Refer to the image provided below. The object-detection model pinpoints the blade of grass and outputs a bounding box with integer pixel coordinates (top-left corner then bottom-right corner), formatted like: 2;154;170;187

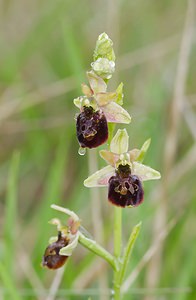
0;261;21;300
4;152;20;276
61;21;84;86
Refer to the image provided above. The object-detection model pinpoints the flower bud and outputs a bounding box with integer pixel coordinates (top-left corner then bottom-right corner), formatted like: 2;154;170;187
91;58;115;80
93;32;115;62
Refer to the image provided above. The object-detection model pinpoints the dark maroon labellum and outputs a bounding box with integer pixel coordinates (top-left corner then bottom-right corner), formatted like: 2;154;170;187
42;232;69;270
108;164;144;207
76;106;108;148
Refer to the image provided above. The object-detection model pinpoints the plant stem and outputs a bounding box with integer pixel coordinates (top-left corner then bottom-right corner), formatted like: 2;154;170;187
78;232;118;271
113;207;122;300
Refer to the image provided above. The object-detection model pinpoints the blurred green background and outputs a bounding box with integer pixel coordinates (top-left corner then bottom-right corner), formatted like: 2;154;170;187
0;0;195;299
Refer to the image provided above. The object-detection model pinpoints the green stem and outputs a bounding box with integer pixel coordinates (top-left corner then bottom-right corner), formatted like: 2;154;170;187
78;232;118;271
113;207;122;300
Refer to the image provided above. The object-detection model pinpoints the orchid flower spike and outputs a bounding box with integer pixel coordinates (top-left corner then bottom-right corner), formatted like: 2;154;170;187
73;33;131;153
84;129;161;207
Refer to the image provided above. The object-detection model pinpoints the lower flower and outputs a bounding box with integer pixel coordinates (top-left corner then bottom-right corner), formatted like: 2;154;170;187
108;164;144;207
42;210;80;270
76;106;108;149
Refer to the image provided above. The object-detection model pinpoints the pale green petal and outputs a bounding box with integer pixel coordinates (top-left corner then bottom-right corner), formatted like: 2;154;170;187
84;165;115;187
103;102;131;124
132;162;161;181
73;97;82;109
116;82;124;105
129;149;140;162
136;138;151;163
87;71;107;94
99;150;119;167
110;129;129;155
81;83;93;97
59;233;79;256
49;236;58;244
96;92;117;106
51;204;80;222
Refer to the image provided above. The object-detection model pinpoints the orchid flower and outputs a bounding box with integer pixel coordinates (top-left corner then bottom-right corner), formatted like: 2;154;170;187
42;206;80;269
84;129;161;207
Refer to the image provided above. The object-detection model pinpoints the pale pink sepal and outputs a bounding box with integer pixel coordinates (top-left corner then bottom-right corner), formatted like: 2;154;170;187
99;150;119;167
132;162;161;181
86;71;107;94
103;102;131;124
84;165;115;187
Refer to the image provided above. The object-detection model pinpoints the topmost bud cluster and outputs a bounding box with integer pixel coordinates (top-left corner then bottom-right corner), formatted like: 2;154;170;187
91;33;115;80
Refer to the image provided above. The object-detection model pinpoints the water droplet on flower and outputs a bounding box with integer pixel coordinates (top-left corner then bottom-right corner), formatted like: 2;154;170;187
78;147;86;156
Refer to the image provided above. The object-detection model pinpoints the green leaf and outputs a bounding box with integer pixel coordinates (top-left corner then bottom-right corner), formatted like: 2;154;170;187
118;222;142;285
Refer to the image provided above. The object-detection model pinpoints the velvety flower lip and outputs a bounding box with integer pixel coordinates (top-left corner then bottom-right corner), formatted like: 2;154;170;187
76;106;108;149
84;129;161;207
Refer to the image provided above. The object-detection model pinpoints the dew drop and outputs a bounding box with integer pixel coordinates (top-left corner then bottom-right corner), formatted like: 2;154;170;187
78;147;86;156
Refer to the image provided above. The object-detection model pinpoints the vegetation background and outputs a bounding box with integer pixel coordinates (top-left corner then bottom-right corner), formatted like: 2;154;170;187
0;0;195;299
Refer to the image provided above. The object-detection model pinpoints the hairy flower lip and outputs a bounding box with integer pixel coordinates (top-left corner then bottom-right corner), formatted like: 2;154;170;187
108;173;144;208
76;106;108;149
